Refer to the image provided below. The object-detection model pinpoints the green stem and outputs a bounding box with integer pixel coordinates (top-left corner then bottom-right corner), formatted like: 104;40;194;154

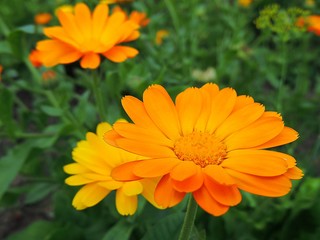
276;41;287;112
91;71;107;121
178;195;198;240
164;0;180;33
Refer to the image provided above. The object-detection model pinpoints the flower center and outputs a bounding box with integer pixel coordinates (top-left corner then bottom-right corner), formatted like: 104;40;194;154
174;132;227;168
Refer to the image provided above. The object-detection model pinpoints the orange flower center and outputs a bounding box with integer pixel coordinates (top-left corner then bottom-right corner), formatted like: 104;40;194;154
174;132;227;168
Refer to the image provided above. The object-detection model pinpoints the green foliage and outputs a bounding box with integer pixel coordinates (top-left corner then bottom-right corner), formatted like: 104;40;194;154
0;0;319;239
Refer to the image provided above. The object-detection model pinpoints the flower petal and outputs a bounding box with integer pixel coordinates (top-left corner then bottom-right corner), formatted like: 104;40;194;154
203;165;235;185
122;181;143;196
171;165;204;192
154;174;186;208
111;160;143;181
225;169;292;197
72;183;110;210
80;52;100;69
232;95;254;111
140;178;164;209
103;46;138;62
133;158;180;177
193;186;229;216
92;3;109;41
116;187;138;215
284;166;304;179
64;163;88;174
225;117;284;150
74;3;92;43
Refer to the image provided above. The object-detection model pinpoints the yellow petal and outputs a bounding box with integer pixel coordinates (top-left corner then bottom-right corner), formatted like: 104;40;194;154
116;187;138;215
122;181;143;196
65;175;94;186
284;166;304;180
64;163;88;174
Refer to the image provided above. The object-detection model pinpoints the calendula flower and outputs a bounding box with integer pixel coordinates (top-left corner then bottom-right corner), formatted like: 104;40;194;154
113;6;150;27
105;83;303;216
155;30;169;45
36;3;140;69
297;15;320;35
238;0;253;7
64;122;160;215
34;13;52;25
55;5;74;15
29;49;43;68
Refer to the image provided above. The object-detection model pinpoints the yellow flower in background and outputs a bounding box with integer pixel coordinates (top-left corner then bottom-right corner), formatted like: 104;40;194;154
36;3;140;69
55;4;74;16
100;0;133;4
113;6;150;27
305;0;315;7
105;83;303;216
64;122;160;215
34;13;52;25
155;30;169;45
238;0;253;7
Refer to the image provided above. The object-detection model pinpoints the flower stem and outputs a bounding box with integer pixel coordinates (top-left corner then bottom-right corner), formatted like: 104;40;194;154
178;195;198;240
276;41;287;112
91;71;107;121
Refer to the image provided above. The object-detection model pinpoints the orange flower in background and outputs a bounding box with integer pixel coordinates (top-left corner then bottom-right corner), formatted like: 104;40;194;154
238;0;253;7
155;30;169;45
36;3;140;69
34;13;52;25
0;64;3;81
297;15;320;35
64;122;160;215
100;0;133;4
29;49;43;68
113;6;150;27
105;83;303;216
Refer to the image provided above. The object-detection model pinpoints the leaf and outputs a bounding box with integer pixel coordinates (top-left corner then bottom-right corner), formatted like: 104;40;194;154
142;212;185;240
0;40;12;54
0;86;16;137
102;220;135;240
7;30;27;61
6;220;55;240
0;141;34;200
24;183;57;205
40;105;64;117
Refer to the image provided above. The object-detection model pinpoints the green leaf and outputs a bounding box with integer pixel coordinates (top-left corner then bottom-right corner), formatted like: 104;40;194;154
41;105;64;117
0;86;16;137
7;30;27;61
0;40;12;54
6;220;55;240
142;212;185;240
0;141;34;200
102;220;134;240
24;183;57;205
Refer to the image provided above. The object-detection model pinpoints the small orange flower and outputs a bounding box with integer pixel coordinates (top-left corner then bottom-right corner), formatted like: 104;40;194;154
113;6;150;27
238;0;253;7
42;70;56;83
34;13;52;25
105;83;303;216
155;30;169;45
100;0;133;4
297;15;320;35
29;49;43;68
0;64;3;81
36;3;140;69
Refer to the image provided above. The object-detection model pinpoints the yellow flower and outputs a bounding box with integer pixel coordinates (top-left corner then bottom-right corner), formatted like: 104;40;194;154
36;3;140;69
34;13;52;25
64;122;159;215
238;0;253;7
105;83;303;216
155;30;169;45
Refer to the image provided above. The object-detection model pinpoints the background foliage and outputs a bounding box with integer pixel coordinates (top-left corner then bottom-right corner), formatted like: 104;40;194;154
0;0;319;239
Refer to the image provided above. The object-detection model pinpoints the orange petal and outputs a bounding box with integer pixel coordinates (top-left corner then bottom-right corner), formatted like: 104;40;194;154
111;160;143;181
225;117;284;150
74;3;92;42
193;186;229;216
44;26;79;48
206;88;237;133
57;11;83;44
100;11;126;46
115;137;176;158
171;166;204;192
232;95;254;112
154;174;186;208
113;121;173;147
284;166;304;179
203;165;235;185
92;3;109;41
170;161;198;181
175;87;202;135
103;46;138;62
143;85;181;140
215;103;265;139
80;52;100;69
133;158;180;177
222;150;288;177
252;127;299;149
204;175;241;206
225;169;292;197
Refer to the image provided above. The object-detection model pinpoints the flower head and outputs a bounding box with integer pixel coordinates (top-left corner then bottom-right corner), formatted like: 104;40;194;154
297;15;320;35
34;13;52;25
29;49;43;68
64;122;160;215
155;30;169;45
105;83;303;216
238;0;253;7
36;3;140;69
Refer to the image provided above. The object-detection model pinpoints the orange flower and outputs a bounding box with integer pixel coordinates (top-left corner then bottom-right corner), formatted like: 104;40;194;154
29;49;43;68
42;70;57;83
113;6;150;27
0;64;3;81
238;0;253;7
36;3;140;69
297;15;320;35
155;30;169;45
34;13;52;25
100;0;133;4
105;83;303;216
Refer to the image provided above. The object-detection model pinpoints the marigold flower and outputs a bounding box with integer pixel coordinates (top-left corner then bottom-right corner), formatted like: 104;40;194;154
105;83;303;216
238;0;253;7
297;15;320;35
29;49;43;68
155;30;169;45
34;13;52;25
36;3;140;69
113;6;150;27
64;122;160;215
